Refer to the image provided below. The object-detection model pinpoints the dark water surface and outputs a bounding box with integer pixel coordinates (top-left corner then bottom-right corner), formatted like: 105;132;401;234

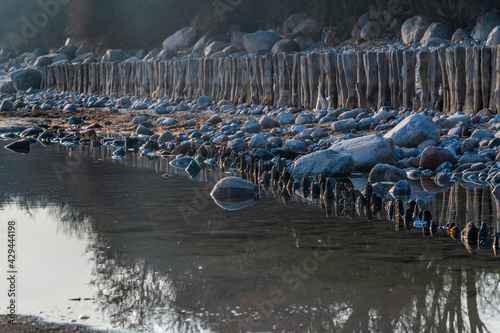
0;143;499;333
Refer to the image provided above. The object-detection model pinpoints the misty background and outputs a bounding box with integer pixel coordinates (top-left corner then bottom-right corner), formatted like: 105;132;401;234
0;0;499;53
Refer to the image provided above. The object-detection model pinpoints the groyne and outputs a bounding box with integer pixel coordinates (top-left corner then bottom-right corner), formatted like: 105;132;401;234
42;45;500;113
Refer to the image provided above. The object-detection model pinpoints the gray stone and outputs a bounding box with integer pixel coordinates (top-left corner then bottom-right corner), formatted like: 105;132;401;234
0;81;16;94
294;37;314;50
243;31;280;54
368;163;407;183
185;160;201;178
10;69;42;91
331;119;357;133
241;118;261;133
132;115;148;124
249;133;269;149
282;13;308;33
401;16;431;45
452;28;470;41
34;55;53;67
0;100;12;111
330;134;395;170
277;112;295;125
271;39;299;54
472;12;500;41
486;26;500;46
295;114;312;125
384;114;440;148
205;41;231;58
136;124;153;135
163;27;198;52
102;49;130;62
283;139;308;153
227;138;249;153
420;22;453;44
158;131;175;142
360;21;382;40
292;17;319;38
68;116;82;125
291;149;354;178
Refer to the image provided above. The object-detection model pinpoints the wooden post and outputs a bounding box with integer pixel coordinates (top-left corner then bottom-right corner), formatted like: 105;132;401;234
481;47;491;110
377;52;388;110
364;52;378;109
455;47;467;112
402;50;416;109
356;51;367;108
343;53;357;109
417;50;430;111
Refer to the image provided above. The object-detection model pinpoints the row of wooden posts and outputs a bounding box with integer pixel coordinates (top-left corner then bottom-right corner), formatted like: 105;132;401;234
42;45;500;113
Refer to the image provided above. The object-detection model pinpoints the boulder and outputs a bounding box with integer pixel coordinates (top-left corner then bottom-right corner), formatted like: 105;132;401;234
162;27;197;52
243;31;280;54
282;13;308;33
271;39;299;54
486;26;500;46
291;149;354;178
292;17;319;37
136;124;153;135
205;41;230;58
368;163;407;183
277;112;295;125
158;131;175;142
249;133;269;149
227;138;249;153
230;31;246;50
10;69;42;91
0;100;12;111
420;22;453;44
419;146;457;170
241;118;261;133
331;119;357;133
384;114;440;148
102;49;130;62
258;115;280;129
158;49;175;60
452;28;470;41
34;55;53;67
401;16;431;45
472;12;500;41
329;134;395;170
294;37;314;50
360;21;382;41
283;139;308;153
0;81;16;94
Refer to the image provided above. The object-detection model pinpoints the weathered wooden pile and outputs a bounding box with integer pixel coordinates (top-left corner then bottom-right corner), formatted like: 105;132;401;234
42;45;500;113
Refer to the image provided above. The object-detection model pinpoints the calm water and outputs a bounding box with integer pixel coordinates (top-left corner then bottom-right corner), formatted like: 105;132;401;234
0;142;499;333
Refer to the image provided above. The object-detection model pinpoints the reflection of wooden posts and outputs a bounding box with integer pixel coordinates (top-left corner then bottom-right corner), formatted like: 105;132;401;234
365;183;373;219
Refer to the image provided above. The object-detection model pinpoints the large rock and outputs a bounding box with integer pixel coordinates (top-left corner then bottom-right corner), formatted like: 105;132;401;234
241;118;261;133
486;26;500;46
249;133;269;149
329;134;394;170
420;22;453;44
384;114;440;148
205;41;230;58
283;139;308;153
291;149;354;178
331;119;356;133
227;138;249;152
472;12;500;41
292;18;319;37
419;146;457;170
102;49;130;62
10;69;42;91
368;163;407;183
401;16;431;45
282;13;308;33
0;81;16;94
162;27;197;52
243;31;280;54
210;177;258;211
360;21;382;41
271;39;299;54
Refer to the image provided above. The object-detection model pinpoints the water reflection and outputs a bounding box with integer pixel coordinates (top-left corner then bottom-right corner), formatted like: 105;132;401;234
1;144;500;332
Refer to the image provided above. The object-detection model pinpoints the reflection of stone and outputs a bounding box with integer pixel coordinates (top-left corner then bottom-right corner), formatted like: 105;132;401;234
4;139;30;154
210;177;258;211
420;176;453;193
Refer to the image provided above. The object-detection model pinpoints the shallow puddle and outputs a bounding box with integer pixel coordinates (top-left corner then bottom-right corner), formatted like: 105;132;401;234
1;143;499;332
